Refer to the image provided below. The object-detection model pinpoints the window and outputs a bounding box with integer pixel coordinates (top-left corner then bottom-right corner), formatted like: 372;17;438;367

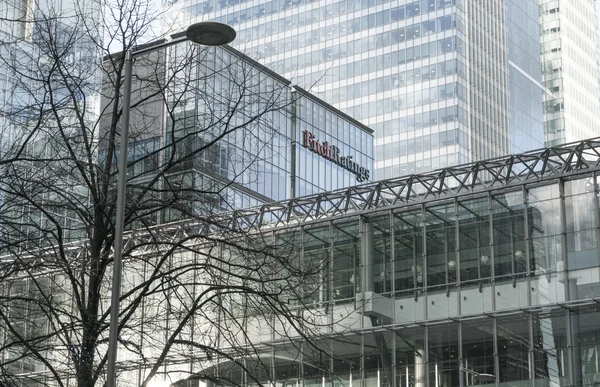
406;2;420;17
391;5;405;21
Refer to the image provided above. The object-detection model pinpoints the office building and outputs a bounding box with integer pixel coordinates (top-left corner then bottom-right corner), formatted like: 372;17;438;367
99;43;373;223
0;39;373;384
0;41;372;382
0;0;102;252
4;138;600;386
0;0;102;146
1;38;373;256
165;0;545;179
178;137;600;387
540;0;600;146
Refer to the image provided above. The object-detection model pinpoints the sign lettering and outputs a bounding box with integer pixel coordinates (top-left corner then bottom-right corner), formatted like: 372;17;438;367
302;130;370;182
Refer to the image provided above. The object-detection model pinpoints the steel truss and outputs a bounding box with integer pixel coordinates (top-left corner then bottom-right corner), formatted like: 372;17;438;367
128;137;600;242
6;138;600;260
208;137;600;233
4;139;600;380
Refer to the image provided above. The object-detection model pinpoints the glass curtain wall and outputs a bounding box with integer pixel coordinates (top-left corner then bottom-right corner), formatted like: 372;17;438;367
257;172;600;387
217;307;596;387
6;174;600;387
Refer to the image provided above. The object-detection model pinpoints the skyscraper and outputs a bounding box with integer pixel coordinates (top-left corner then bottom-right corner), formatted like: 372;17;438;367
540;0;600;146
165;0;545;180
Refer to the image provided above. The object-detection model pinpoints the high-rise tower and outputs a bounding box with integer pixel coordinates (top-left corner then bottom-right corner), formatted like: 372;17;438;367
540;0;600;146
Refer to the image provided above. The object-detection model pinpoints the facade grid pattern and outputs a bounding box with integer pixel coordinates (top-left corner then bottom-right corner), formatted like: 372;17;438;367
4;138;600;386
165;0;545;180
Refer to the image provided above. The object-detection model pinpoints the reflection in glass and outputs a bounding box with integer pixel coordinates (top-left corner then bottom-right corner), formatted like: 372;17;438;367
275;343;301;385
575;307;600;386
303;226;330;305
368;214;392;295
492;191;527;280
426;203;456;287
302;340;329;387
528;184;562;272
332;336;361;387
564;180;598;269
365;332;394;387
428;323;459;387
532;311;570;386
497;315;530;384
396;326;426;387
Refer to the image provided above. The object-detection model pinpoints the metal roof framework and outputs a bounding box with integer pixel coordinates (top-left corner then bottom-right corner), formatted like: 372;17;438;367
7;138;600;261
4;138;600;380
208;137;600;234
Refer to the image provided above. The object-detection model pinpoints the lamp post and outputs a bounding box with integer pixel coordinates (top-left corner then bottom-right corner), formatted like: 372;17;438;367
105;22;236;387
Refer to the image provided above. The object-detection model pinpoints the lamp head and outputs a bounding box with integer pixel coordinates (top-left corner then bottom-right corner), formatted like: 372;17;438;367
186;22;236;46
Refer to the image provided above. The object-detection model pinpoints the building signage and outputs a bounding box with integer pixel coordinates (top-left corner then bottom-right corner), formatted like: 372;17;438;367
302;130;370;182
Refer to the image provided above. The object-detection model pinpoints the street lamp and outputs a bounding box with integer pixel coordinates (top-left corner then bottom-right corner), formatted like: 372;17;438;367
460;366;496;384
106;21;236;387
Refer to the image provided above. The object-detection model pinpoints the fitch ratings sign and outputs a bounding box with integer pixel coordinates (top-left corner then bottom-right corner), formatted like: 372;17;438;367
302;130;370;182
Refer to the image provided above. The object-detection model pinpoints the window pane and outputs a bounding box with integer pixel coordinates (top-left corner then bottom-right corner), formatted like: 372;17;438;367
458;198;490;283
497;314;531;383
492;191;527;279
462;318;495;386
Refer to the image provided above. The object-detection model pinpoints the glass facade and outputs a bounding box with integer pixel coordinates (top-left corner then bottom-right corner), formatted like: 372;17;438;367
165;46;373;207
182;172;600;387
295;88;374;197
540;0;600;147
99;44;373;223
165;0;544;179
153;148;599;387
0;0;102;243
0;0;102;152
164;44;295;214
4;140;600;386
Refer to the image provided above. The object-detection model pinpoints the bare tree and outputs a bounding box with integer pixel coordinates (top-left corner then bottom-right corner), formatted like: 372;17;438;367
0;0;339;386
